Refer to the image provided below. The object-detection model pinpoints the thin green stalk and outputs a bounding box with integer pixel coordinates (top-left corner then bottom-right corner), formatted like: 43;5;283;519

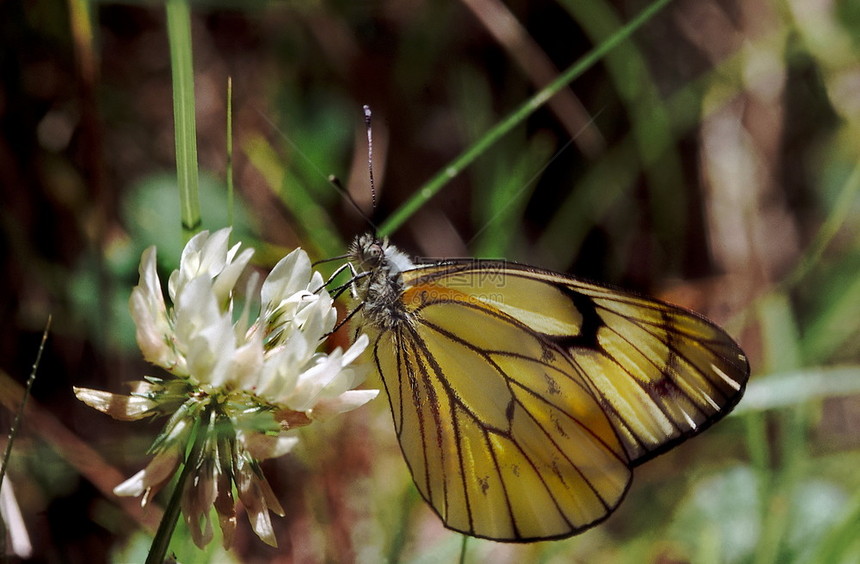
226;76;234;227
558;0;686;256
145;419;205;564
782;158;860;290
0;317;49;493
0;317;51;557
242;134;344;259
166;0;201;238
751;293;806;564
377;0;674;237
385;483;420;563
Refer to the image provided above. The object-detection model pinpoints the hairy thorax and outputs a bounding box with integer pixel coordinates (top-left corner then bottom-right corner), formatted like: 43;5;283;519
349;233;415;331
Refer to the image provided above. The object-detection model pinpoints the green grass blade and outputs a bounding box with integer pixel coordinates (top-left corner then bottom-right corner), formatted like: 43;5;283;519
377;0;674;237
242;134;344;260
166;0;201;238
734;366;860;414
451;65;555;256
753;293;809;564
226;77;234;227
558;0;686;260
783;159;860;290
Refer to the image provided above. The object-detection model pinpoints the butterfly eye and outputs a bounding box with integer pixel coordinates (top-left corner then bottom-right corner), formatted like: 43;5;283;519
367;243;384;264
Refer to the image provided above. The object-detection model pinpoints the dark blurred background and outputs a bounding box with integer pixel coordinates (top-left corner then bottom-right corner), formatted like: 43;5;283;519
2;0;860;562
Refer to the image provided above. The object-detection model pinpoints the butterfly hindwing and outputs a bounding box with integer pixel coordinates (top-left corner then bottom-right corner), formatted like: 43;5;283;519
370;283;633;540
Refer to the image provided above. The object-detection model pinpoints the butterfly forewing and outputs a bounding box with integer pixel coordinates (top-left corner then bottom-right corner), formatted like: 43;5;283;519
401;261;749;464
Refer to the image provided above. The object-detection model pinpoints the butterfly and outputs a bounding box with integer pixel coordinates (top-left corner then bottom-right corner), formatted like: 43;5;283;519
343;232;749;542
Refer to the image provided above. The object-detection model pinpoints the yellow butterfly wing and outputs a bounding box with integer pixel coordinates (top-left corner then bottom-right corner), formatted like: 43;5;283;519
402;261;749;465
351;237;749;542
371;283;632;540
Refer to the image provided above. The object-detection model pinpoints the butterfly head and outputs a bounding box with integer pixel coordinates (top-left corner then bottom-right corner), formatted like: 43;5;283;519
348;233;416;330
349;233;414;276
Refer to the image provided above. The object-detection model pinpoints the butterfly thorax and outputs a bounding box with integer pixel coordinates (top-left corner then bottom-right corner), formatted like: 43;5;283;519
349;233;416;331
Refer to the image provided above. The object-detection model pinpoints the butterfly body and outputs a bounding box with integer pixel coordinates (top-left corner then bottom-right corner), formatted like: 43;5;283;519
348;233;749;542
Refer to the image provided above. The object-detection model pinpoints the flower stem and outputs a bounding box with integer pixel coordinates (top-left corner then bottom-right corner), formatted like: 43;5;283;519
146;419;206;564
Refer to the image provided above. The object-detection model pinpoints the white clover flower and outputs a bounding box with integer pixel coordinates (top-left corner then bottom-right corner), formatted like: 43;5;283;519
74;228;375;548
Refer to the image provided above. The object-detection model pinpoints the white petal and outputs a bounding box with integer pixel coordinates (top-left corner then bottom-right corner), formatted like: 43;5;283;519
113;444;182;498
240;430;300;460
295;298;332;345
342;333;369;366
260;248;312;307
129;248;177;369
169;228;235;302
113;469;147;497
73;387;156;420
231;329;264;390
169;230;214;300
137;246;163;303
254;333;309;400
316;345;371;398
310;389;380;420
174;276;236;385
308;270;325;294
234;271;260;338
198;228;232;276
285;353;343;411
187;318;236;387
1;479;32;558
129;289;172;369
235;457;278;547
212;246;254;306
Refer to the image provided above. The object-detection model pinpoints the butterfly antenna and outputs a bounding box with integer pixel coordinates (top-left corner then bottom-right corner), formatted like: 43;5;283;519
324;106;380;232
363;105;377;215
312;253;350;267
